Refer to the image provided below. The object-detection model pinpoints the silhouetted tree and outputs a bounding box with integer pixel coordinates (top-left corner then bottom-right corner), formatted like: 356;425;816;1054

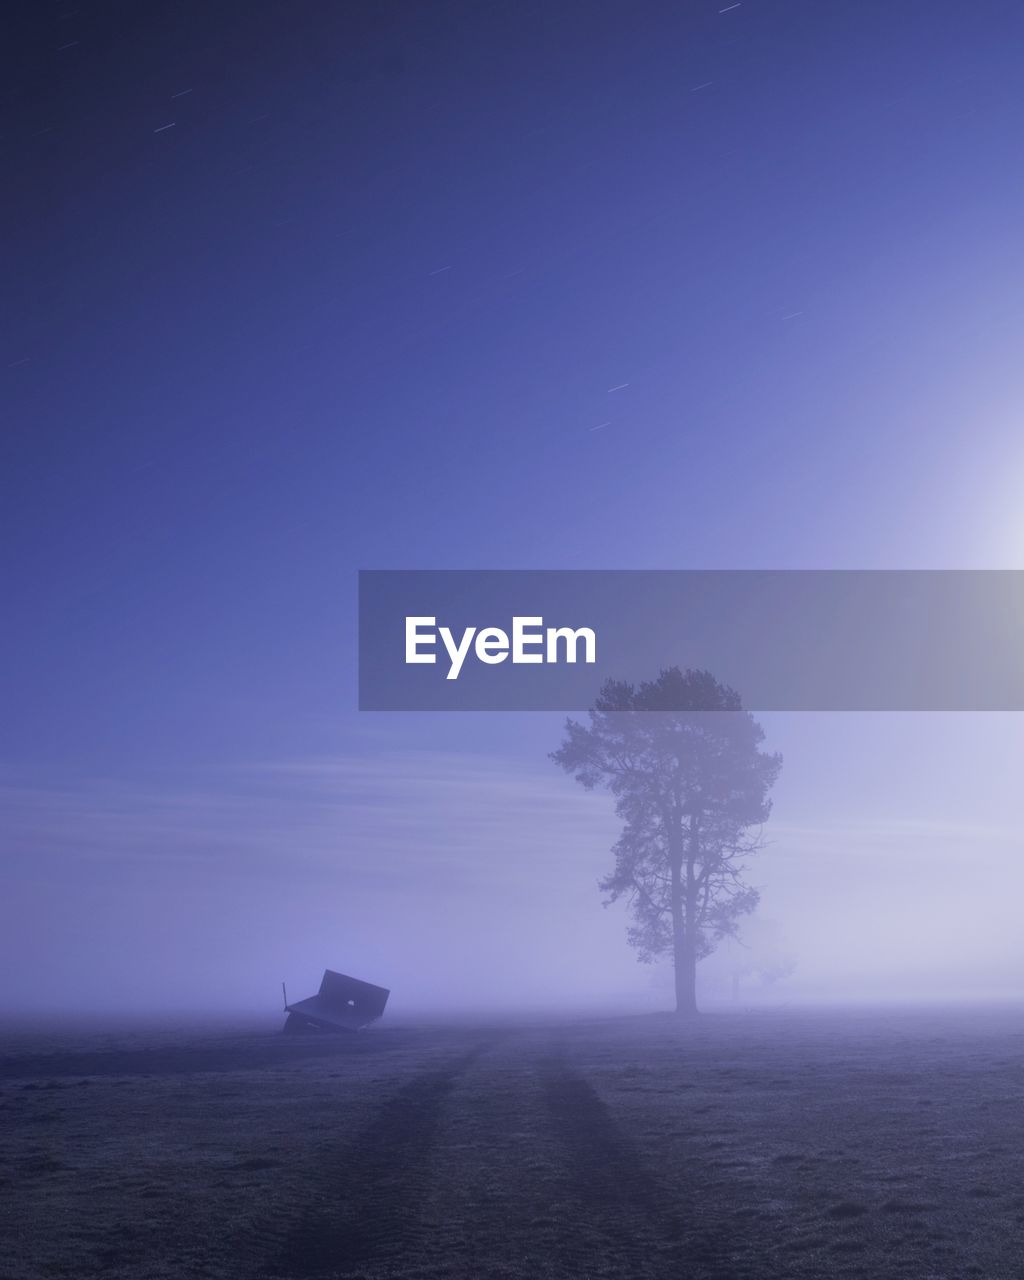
552;668;781;1015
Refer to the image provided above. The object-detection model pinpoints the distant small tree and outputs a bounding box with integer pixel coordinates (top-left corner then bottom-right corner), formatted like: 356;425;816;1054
552;668;781;1016
719;918;798;1003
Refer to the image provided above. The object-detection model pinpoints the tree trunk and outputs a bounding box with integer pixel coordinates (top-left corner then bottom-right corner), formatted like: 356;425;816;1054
674;935;699;1016
674;813;700;1016
670;844;699;1016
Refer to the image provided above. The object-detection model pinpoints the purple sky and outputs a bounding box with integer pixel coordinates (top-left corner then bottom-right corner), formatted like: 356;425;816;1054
4;1;1024;1012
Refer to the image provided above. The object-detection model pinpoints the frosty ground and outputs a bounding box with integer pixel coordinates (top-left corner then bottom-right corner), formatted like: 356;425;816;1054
2;1007;1023;1279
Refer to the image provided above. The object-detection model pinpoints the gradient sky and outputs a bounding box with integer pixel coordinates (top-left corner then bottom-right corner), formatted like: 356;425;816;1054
4;1;1024;1013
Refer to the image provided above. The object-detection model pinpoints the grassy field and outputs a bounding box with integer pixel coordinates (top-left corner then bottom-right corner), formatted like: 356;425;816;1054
2;1007;1024;1278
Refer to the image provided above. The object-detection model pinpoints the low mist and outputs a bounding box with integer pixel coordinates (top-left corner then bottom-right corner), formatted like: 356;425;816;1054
3;711;1022;1019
